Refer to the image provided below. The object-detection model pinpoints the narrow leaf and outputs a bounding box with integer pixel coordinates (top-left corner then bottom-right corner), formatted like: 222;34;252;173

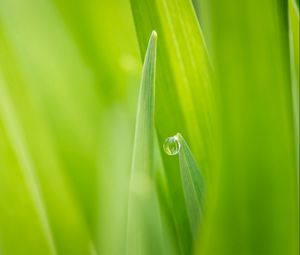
126;31;164;255
0;74;56;255
198;0;299;254
164;133;205;239
289;0;300;163
177;133;205;238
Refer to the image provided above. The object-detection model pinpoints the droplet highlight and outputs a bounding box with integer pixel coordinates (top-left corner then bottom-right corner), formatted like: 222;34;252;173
163;134;181;155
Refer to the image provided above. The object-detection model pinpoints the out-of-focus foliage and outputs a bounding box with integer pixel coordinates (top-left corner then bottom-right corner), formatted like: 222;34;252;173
197;1;299;255
0;0;139;254
0;0;298;254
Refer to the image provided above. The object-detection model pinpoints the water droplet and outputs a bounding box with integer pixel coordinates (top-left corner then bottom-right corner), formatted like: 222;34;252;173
163;134;181;155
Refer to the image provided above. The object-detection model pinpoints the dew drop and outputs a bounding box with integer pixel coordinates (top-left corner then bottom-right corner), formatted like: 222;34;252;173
163;134;181;156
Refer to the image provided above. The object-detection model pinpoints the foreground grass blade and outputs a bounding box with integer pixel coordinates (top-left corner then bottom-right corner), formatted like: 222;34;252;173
126;31;164;255
164;133;205;239
289;0;300;86
197;0;299;254
177;134;205;239
130;0;217;252
289;0;300;163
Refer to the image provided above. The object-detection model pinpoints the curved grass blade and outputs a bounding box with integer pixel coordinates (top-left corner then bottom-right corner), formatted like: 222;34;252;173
177;134;205;239
126;31;164;255
164;133;205;239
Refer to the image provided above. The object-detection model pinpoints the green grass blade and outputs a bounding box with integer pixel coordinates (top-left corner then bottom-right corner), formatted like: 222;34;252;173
130;0;216;252
289;0;300;86
0;74;56;255
289;0;299;164
177;134;205;239
126;31;164;255
198;0;299;254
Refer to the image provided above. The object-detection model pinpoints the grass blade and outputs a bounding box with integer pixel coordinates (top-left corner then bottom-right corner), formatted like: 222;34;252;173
130;0;217;252
126;31;164;255
289;0;299;165
0;74;56;255
177;134;205;239
164;133;205;239
198;0;299;254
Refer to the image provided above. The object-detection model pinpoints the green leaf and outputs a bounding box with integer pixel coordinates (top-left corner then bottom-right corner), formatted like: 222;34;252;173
175;133;205;238
289;0;300;159
289;0;300;85
126;31;164;255
130;0;217;253
197;0;299;254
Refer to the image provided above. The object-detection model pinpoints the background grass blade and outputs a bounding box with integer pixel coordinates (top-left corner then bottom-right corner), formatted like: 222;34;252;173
126;31;164;255
130;0;217;253
0;75;55;255
197;0;299;254
0;43;94;255
0;0;107;253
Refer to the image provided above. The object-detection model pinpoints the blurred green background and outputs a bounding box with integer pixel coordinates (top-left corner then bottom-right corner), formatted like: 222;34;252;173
0;0;139;254
0;0;298;254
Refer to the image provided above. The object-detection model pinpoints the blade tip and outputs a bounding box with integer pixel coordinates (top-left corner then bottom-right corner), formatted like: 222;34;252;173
151;30;157;39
